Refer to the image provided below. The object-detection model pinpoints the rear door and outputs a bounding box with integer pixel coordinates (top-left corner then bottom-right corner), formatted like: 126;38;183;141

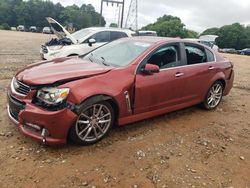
180;43;218;102
134;43;187;114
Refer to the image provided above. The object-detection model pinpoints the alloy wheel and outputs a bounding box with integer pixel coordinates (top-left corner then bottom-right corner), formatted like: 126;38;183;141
206;83;223;109
75;103;112;142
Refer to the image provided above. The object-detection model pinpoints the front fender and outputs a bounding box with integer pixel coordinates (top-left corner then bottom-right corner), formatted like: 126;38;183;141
61;69;135;119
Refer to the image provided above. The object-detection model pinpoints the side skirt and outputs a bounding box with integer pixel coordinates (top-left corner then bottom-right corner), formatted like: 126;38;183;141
118;99;201;126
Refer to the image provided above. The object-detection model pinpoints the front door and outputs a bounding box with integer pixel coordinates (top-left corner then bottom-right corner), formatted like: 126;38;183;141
134;43;186;114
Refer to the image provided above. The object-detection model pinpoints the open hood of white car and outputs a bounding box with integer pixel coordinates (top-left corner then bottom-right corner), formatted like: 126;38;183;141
46;17;78;44
199;35;219;42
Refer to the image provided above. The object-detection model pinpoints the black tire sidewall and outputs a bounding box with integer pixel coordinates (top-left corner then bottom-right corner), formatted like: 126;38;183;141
69;101;115;146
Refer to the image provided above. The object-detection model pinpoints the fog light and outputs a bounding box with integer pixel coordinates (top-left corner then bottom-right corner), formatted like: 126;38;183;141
26;123;41;131
41;128;49;137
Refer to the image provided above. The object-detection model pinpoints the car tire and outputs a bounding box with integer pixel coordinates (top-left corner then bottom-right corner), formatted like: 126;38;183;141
241;52;245;55
203;81;224;110
69;101;114;145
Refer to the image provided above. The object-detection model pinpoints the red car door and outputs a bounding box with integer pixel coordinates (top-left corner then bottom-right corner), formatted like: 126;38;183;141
134;43;186;114
180;43;218;103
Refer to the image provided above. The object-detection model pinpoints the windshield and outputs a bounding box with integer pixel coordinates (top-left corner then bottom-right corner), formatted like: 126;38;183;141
72;28;93;41
83;39;152;67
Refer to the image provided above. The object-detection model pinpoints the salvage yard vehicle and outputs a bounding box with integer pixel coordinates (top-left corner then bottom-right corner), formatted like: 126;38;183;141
219;48;238;54
185;35;219;51
42;26;52;34
17;25;25;31
7;37;234;146
40;17;135;60
29;26;37;32
239;48;250;55
137;30;157;36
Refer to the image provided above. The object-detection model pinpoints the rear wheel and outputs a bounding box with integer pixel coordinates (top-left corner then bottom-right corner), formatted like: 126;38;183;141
203;81;223;110
70;101;114;145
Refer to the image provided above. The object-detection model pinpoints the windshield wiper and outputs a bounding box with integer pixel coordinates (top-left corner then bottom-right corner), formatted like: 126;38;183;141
88;53;94;62
100;57;110;66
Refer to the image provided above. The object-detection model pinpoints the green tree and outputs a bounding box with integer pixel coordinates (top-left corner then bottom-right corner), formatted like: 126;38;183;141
142;15;198;38
0;0;106;30
201;23;250;49
109;23;118;28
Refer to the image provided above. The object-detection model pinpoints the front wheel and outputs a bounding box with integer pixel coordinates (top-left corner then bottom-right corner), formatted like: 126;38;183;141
203;81;224;110
69;101;114;145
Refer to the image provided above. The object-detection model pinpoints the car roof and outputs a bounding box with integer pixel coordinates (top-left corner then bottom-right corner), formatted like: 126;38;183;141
88;27;135;34
123;36;203;45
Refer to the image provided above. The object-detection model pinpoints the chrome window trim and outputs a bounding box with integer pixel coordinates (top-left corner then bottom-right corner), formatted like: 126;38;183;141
134;42;217;75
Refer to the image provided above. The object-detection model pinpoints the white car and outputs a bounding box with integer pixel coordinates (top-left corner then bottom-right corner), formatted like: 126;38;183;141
40;17;135;60
17;25;25;31
42;27;52;34
137;30;157;36
185;35;219;52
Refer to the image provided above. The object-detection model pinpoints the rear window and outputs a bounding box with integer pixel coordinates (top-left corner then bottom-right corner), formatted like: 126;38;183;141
205;48;215;62
110;31;128;41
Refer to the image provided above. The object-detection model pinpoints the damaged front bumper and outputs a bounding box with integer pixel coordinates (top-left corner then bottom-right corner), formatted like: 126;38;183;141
7;91;77;146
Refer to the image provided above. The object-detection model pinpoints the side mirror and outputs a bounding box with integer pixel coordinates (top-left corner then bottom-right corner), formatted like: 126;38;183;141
141;64;160;75
88;38;96;47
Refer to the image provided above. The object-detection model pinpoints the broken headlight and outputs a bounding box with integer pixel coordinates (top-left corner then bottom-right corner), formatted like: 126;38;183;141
36;87;70;106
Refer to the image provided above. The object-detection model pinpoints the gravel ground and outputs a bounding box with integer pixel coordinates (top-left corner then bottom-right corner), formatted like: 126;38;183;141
0;30;249;188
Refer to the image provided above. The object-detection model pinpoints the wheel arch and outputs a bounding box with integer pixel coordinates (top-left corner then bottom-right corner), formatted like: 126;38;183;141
76;94;120;124
215;78;226;89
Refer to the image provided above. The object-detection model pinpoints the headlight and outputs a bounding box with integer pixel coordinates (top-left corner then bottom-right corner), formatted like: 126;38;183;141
48;45;63;51
36;87;70;105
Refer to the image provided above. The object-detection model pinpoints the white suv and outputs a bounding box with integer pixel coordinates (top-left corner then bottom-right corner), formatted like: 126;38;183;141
40;17;135;60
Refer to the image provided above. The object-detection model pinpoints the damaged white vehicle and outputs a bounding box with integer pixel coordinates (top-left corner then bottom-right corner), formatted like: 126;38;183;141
185;35;219;52
40;17;135;60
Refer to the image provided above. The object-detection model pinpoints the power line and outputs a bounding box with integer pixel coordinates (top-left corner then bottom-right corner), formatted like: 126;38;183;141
99;0;125;28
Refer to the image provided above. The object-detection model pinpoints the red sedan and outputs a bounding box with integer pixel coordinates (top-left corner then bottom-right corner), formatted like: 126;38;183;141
7;37;234;145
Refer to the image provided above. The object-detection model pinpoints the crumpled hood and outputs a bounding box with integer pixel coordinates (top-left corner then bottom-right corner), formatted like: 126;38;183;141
16;57;113;85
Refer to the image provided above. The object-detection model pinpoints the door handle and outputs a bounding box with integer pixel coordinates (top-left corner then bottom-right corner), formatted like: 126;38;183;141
208;66;215;70
175;72;184;77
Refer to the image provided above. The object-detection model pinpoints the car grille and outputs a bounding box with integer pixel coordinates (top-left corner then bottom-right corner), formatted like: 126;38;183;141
14;79;31;96
41;45;48;54
8;94;25;122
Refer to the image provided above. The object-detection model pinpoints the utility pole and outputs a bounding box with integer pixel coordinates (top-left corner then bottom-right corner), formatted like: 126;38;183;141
99;0;125;28
117;5;121;27
125;0;138;30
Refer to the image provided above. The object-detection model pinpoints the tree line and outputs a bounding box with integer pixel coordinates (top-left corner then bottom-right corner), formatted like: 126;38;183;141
0;0;105;30
142;15;250;49
201;23;250;50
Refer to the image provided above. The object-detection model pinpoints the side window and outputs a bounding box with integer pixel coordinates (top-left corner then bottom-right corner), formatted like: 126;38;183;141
91;31;110;43
110;31;128;41
148;44;180;69
205;48;215;62
185;44;207;65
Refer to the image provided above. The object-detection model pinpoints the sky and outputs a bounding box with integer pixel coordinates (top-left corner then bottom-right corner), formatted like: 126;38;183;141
51;0;250;33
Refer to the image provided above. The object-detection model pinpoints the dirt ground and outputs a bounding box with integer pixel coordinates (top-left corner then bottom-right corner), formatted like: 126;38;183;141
0;30;249;188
